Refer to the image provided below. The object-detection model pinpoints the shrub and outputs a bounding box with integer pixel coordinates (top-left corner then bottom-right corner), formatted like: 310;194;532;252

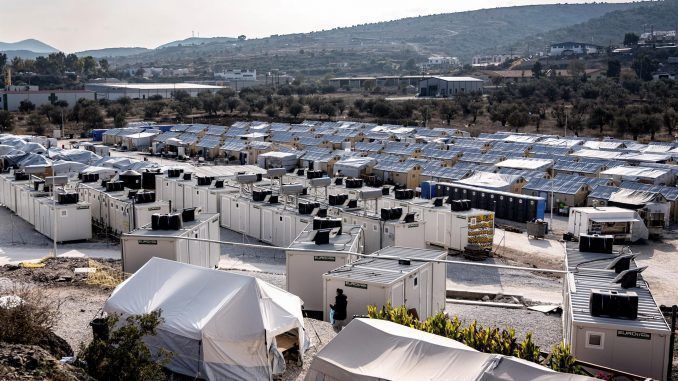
79;310;171;381
0;285;70;358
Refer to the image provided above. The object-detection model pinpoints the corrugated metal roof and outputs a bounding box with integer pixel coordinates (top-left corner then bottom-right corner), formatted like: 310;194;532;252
324;247;446;285
570;270;669;332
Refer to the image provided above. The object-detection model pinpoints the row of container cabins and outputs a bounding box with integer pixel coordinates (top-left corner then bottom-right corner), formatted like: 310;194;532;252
98;124;677;230
4;162;671;380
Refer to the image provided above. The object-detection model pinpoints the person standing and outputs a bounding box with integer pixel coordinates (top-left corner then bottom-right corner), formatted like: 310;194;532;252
330;288;347;331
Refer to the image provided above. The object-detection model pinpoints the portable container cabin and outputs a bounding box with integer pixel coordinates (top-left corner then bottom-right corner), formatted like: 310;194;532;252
121;213;220;273
567;207;648;242
564;248;671;380
34;196;92;242
330;206;426;254
286;222;364;317
434;182;545;223
322;247;447;324
422;206;495;251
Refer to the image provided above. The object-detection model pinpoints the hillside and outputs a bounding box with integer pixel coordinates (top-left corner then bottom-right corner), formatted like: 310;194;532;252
157;36;237;49
115;2;642;70
500;0;678;56
74;47;150;58
0;39;59;53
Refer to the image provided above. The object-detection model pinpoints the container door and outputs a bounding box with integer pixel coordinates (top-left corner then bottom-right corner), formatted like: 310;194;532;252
391;281;405;308
261;208;273;243
419;267;430;318
405;275;420;315
249;205;261;240
220;196;231;228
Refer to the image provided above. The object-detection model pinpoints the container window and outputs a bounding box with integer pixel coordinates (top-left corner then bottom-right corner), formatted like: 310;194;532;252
413;277;418;287
585;331;604;349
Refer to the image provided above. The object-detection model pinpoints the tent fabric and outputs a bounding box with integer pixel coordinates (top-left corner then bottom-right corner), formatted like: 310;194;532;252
306;319;593;381
104;258;307;380
455;171;522;191
48;148;102;164
609;189;659;206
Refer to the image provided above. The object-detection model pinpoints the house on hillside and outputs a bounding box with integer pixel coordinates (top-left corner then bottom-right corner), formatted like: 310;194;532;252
548;42;602;56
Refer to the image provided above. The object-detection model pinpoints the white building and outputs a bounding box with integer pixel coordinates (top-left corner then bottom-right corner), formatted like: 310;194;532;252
423;56;459;69
548;42;602;57
418;76;484;97
471;54;520;67
214;69;257;81
1;88;95;111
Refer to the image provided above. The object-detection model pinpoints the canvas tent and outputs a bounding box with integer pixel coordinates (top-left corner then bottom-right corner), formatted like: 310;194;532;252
306;318;593;381
104;258;308;380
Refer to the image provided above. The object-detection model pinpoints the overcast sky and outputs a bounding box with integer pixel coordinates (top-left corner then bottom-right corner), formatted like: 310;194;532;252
1;0;630;52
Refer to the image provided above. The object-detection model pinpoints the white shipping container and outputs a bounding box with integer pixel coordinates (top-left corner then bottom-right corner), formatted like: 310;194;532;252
286;223;364;314
121;213;221;273
322;247;447;324
34;197;92;242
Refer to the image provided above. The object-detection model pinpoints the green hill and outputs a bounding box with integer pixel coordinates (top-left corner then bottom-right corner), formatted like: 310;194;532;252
502;0;678;55
119;2;642;67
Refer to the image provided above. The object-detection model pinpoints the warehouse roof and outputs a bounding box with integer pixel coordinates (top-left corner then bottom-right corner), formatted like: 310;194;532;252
89;82;224;90
324;247;445;285
431;76;484;82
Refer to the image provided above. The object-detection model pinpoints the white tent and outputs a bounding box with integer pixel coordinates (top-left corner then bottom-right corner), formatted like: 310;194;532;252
104;258;308;380
306;319;593;381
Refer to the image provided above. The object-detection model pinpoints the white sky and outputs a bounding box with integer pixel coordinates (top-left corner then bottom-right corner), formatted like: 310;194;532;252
1;0;630;53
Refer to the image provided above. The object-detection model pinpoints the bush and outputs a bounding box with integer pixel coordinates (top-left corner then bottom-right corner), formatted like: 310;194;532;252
0;285;70;358
79;310;171;381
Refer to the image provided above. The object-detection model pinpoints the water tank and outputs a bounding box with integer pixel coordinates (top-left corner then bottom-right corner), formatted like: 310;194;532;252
345;178;363;189
134;191;156;204
589;289;638;320
119;170;142;190
329;194;348;206
313;217;342;234
579;234;614;254
57;192;79;204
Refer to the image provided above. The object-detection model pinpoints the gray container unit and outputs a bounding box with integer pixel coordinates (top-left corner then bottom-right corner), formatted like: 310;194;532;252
121;213;220;273
564;244;671;380
322;247;447;324
286;223;364;316
34;197;92;242
332;208;426;254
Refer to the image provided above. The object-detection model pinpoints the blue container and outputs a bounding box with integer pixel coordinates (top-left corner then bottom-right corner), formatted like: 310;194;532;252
420;181;436;199
91;129;108;142
536;197;546;220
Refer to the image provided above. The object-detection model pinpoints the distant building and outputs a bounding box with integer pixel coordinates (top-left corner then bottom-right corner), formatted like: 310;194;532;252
214;69;257;81
639;30;677;46
422;56;459;69
418;76;484;97
84;82;225;100
1;86;95;111
127;67;191;78
548;42;602;57
471;54;520;68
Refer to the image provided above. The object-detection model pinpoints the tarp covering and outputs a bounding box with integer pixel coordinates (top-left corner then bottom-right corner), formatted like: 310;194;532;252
104;258;307;381
306;319;593;381
48;148;102;165
455;171;522;191
333;157;376;177
609;189;660;206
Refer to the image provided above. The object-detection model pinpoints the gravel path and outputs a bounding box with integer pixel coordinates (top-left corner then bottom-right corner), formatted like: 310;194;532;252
445;302;563;350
